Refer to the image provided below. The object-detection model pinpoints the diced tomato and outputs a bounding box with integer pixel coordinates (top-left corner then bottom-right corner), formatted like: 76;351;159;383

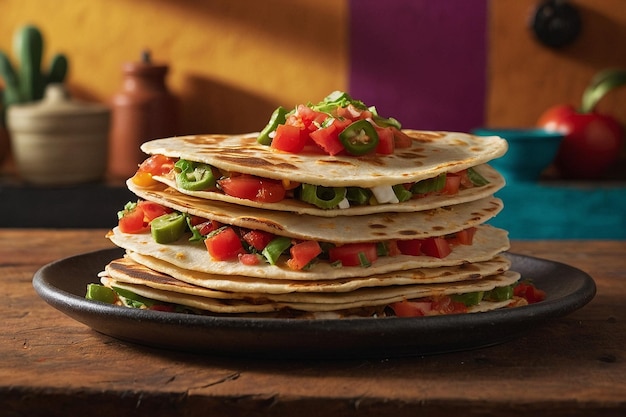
138;154;176;176
328;242;378;267
242;230;275;251
239;253;261;265
392;128;413;148
310;124;344;155
131;154;176;186
442;174;462;195
454;227;477;245
297;105;327;131
137;200;172;222
390;300;431;317
271;124;308;153
457;169;473;188
218;175;286;203
194;219;223;236
150;304;176;312
286;240;322;270
396;239;422;256
375;126;395;155
420;237;452;258
514;282;546;304
204;227;245;261
118;204;148;233
431;296;468;314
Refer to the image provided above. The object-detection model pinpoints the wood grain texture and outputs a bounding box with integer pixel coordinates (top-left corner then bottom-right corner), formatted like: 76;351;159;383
1;230;625;416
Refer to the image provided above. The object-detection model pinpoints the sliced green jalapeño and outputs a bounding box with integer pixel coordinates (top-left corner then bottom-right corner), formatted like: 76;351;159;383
151;212;187;244
300;184;346;209
339;120;379;155
262;236;292;265
174;159;216;191
257;106;288;145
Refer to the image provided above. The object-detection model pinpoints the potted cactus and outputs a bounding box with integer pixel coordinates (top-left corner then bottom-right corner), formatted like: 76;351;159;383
0;24;69;163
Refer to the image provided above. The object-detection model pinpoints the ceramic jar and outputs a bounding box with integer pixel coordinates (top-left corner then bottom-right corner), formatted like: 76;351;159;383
108;52;178;179
7;84;110;186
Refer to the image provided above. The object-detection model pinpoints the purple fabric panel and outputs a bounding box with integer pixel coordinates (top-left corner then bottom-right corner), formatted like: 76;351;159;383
349;0;487;132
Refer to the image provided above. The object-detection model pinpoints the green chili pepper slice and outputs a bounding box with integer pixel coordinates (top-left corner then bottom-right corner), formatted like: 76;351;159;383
410;173;447;194
261;236;292;265
451;291;484;306
338;120;379;155
466;167;490;186
86;284;117;304
346;187;371;205
483;285;514;302
300;184;346;209
392;184;413;202
174;159;216;191
257;106;288;145
151;212;187;244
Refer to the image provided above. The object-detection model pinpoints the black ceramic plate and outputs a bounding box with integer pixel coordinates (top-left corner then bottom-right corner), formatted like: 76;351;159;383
33;248;596;358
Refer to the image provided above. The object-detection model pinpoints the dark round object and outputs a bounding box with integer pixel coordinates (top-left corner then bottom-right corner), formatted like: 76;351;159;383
531;0;582;48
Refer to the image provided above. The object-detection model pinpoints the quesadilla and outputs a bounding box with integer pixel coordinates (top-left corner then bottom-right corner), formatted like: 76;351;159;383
132;92;507;215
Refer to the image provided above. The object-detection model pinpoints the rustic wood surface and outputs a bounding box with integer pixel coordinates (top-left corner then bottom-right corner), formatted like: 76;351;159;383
1;229;625;417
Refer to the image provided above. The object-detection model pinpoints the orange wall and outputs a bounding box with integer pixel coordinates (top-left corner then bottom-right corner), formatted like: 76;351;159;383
0;0;349;135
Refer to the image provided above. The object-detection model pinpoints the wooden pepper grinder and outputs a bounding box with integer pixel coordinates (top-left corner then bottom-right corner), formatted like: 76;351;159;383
108;50;178;179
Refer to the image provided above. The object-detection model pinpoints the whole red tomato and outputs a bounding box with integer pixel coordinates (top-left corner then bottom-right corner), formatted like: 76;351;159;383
538;105;624;179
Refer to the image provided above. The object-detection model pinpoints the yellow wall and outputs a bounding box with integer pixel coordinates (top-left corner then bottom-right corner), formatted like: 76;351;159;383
0;0;349;134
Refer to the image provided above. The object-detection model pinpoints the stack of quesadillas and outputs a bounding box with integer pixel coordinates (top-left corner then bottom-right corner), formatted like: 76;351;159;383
90;92;543;318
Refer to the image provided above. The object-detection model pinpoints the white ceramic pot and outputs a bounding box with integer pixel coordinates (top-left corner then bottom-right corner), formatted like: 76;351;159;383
7;84;110;186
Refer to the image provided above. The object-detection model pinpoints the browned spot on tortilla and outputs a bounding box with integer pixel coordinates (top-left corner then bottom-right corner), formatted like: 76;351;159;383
316;159;358;167
368;224;388;229
218;156;298;170
238;217;286;233
399;230;420;236
432;226;446;231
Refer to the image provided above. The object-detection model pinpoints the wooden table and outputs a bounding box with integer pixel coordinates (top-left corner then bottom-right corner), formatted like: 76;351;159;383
2;229;625;416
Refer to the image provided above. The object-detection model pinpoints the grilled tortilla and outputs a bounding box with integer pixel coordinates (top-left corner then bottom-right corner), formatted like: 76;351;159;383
141;131;507;188
100;257;521;316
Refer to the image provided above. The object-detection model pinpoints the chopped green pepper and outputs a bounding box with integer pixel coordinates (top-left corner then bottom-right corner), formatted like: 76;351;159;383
451;291;484;306
392;184;413;202
339;120;379;155
300;184;346;209
257;106;288;145
466;167;490;186
86;284;117;304
261;236;292;265
174;159;216;191
346;187;371;205
411;173;446;194
484;285;514;302
151;212;187;244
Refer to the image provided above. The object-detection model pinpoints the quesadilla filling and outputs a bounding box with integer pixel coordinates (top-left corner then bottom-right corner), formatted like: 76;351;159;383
256;90;411;156
86;279;544;318
117;200;482;270
131;155;490;210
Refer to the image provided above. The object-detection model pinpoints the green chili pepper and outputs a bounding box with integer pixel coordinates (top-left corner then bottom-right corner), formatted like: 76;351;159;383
151;212;187;244
112;286;156;309
300;184;346;209
257;106;288;145
483;285;514;302
410;173;446;194
392;184;413;202
86;284;117;304
339;120;379;155
451;291;484;306
261;236;292;265
346;187;371;205
174;159;216;191
466;167;490;186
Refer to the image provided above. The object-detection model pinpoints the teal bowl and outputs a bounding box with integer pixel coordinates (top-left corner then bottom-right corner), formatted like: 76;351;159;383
472;128;564;182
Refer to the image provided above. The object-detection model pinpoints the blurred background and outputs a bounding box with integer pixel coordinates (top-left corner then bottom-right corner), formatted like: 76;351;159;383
0;0;624;237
